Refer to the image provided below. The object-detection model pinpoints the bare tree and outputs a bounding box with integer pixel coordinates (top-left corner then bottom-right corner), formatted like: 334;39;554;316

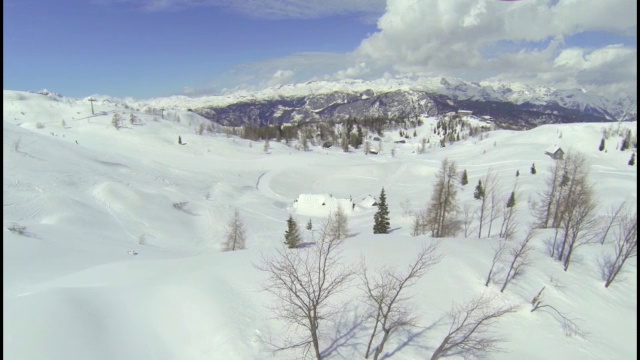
532;160;564;228
559;182;599;271
476;170;499;238
412;208;428;236
425;158;460;237
499;202;518;240
255;219;355;360
500;229;535;293
485;238;508;287
541;153;590;258
530;287;587;337
399;198;412;217
598;202;626;245
327;205;349;240
222;209;247;251
361;242;443;360
462;203;476;238
486;187;503;238
546;156;597;271
112;113;123;129
602;211;637;288
430;294;519;360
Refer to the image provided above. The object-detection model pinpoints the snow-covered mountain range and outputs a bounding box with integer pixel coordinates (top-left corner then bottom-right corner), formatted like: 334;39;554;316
131;77;637;128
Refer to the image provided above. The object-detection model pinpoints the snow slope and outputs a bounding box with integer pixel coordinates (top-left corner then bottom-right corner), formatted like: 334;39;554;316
3;90;637;360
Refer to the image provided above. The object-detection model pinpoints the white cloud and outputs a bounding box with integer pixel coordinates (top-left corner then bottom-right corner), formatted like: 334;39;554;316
260;69;296;87
111;0;386;19
342;0;637;99
176;0;636;101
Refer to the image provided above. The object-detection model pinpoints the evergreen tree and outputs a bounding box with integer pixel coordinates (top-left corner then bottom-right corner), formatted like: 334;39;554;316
473;179;485;200
284;215;302;248
629;152;635;166
461;169;469;186
306;219;313;231
506;191;516;208
621;138;629;151
531;163;537;175
516;170;520;177
263;138;270;153
599;138;605;151
373;187;391;234
621;130;632;151
356;125;364;148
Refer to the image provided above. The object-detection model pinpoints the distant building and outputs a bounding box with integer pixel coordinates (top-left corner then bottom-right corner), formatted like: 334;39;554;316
481;115;493;121
545;145;565;160
457;110;473;117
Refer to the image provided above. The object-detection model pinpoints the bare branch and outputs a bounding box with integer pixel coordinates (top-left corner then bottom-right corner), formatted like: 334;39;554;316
361;241;443;359
485;238;508;287
254;218;355;360
430;293;520;360
603;211;637;288
598;202;626;245
500;228;536;293
530;290;588;338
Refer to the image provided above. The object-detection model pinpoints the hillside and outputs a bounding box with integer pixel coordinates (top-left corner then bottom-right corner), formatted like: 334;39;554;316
3;90;637;360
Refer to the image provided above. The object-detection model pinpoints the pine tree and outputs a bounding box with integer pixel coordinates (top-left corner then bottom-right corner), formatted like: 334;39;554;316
621;138;629;151
621;130;632;151
506;191;516;208
473;180;485;200
284;215;302;248
629;152;635;166
531;163;537;175
306;219;313;231
356;125;364;148
461;169;469;186
516;170;520;177
373;187;391;234
599;138;605;151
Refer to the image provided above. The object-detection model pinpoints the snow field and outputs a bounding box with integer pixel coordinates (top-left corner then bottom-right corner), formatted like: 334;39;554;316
3;90;637;360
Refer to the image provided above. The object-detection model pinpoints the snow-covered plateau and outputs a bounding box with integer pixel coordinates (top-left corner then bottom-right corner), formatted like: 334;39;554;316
3;89;637;360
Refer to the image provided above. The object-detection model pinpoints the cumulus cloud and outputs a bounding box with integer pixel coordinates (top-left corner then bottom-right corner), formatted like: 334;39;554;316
346;0;637;99
174;0;636;101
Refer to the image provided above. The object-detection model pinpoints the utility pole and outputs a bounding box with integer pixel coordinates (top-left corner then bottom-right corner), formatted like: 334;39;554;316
88;98;96;115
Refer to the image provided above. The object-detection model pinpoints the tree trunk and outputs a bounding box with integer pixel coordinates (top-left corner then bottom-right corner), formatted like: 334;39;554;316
365;312;381;359
485;265;495;287
372;329;390;360
605;264;622;288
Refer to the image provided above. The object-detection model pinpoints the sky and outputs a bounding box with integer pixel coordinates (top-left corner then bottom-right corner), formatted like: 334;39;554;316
3;0;637;100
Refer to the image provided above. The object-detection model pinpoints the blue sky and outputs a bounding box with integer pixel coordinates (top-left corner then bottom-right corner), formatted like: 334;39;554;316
3;0;378;98
3;0;637;100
